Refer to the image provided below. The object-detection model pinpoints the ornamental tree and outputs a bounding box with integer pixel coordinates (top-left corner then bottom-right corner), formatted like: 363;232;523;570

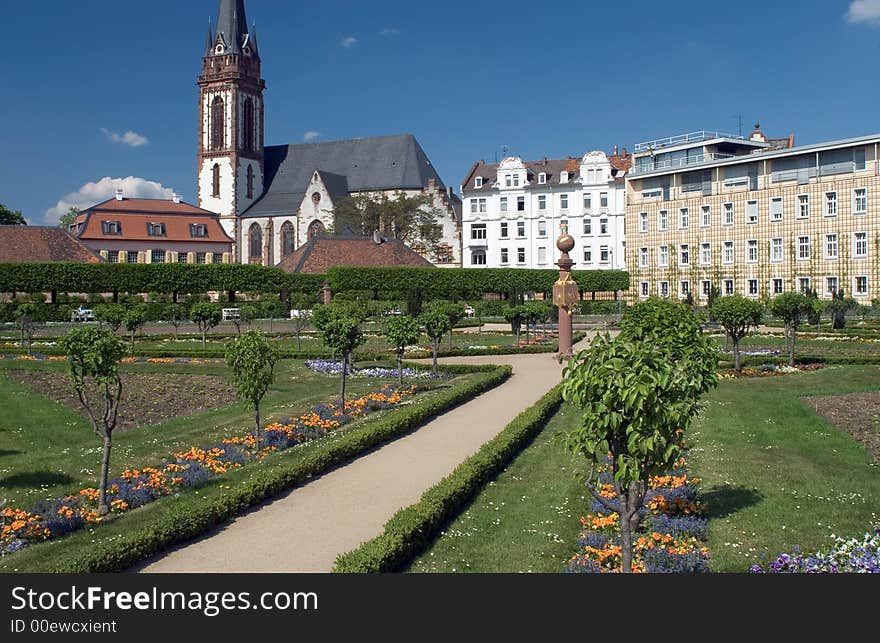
319;315;366;411
426;302;467;350
168;303;186;339
14;303;37;355
95;304;126;333
563;300;718;573
504;306;527;346
385;315;422;387
226;331;279;452
123;306;146;351
289;294;313;351
770;292;817;366
190;303;222;349
826;290;856;331
420;311;452;375
59;327;127;515
709;295;764;374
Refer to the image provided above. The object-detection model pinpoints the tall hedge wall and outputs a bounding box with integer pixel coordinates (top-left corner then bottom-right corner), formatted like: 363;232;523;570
327;266;630;300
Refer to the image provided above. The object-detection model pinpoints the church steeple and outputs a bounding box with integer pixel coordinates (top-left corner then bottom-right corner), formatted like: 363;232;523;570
215;0;251;56
204;19;214;57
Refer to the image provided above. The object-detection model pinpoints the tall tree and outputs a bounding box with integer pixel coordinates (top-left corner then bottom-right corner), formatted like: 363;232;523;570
0;203;26;226
58;207;80;229
709;295;765;374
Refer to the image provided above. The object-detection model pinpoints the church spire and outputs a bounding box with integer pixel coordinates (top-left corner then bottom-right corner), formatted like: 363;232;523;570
216;0;249;54
204;18;214;56
249;23;260;58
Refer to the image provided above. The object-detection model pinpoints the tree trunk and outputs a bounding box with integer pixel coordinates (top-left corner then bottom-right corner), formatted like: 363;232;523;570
202;329;207;350
296;328;302;351
448;329;454;351
788;323;796;367
397;351;403;388
432;342;438;375
130;330;135;351
733;337;741;374
339;353;348;412
254;404;261;452
619;499;633;574
98;433;112;516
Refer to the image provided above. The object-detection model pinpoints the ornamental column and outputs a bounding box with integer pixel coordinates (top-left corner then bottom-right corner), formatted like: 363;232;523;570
553;224;579;360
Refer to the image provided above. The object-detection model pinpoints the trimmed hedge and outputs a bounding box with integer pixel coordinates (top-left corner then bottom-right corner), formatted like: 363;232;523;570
13;365;511;573
406;331;588;359
327;267;629;300
333;384;564;573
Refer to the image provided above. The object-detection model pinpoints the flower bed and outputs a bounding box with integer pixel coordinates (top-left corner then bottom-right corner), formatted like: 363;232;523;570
564;457;710;573
749;528;880;573
304;360;451;380
0;354;222;365
0;385;420;557
720;363;825;379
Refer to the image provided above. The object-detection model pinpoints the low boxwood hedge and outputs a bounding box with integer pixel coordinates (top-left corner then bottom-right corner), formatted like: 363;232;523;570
8;364;511;573
333;384;564;573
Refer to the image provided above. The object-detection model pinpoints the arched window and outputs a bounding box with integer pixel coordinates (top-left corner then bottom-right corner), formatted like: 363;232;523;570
307;220;326;241
212;164;221;197
242;98;255;152
471;250;487;266
210;96;225;151
281;221;295;257
246;165;254;199
249;223;263;264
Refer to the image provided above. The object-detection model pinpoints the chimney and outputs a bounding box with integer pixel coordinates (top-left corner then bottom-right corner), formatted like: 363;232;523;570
621;148;628;157
172;193;181;204
115;189;124;201
613;146;619;156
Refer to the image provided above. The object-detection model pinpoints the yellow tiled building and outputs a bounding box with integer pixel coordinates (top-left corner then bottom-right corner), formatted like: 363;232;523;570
625;128;880;304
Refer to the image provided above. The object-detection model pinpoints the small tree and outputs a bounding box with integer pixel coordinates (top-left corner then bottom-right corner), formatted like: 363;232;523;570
504;306;527;346
827;290;856;331
95;304;126;333
420;311;452;375
123;306;146;351
14;303;37;355
226;331;278;452
168;304;186;339
289;294;313;351
709;295;764;374
472;301;490;333
59;327;127;515
770;292;816;366
806;288;823;333
190;303;222;349
385;315;422;387
320;315;366;411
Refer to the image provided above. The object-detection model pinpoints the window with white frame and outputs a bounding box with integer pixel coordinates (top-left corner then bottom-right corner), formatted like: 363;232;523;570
500;248;509;264
587;169;595;183
517;196;525;212
584;248;593;263
471;250;487;265
596;169;604;182
584;193;592;210
471;224;487;240
798;235;810;260
854;188;867;214
701;280;711;298
659;245;669;267
517;220;526;237
771;237;783;262
701;205;711;227
560;194;569;210
746;200;758;224
724;203;734;225
826;233;838;259
475;177;483;188
560;171;569;184
640;282;649;298
560;219;568;234
659;210;668;231
854;231;868;258
825;191;838;216
639;212;648;233
724;279;735;295
679;208;689;229
855;276;868;296
659;281;669;298
680;244;690;266
600;192;609;208
538;173;546;185
772;279;784;295
517;247;526;264
500;221;509;238
513;174;520;187
747;239;758;263
680;281;690;298
470;199;479;214
826;276;838;295
771;197;783;222
798;277;811;293
600;218;609;235
538;195;547;211
600;246;610;263
538;220;547;237
748;279;759;297
723;241;734;265
639;247;649;269
504;174;512;187
538;247;547;264
700;242;711;266
500;197;508;213
798;194;809;219
583;218;592;235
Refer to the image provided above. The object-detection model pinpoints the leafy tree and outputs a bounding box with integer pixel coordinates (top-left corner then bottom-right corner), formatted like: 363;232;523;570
59;327;127;515
226;331;279;452
406;287;424;317
0;203;26;226
523;301;552;344
320;315;366;411
770;292;817;366
289;294;313;351
190;303;222;349
504;306;527;346
58;207;80;230
95;304;126;333
805;287;823;332
123;306;146;351
168;304;186;339
385;315;422;387
709;295;765;374
420;311;452;375
563;300;718;573
472;301;490;333
15;303;37;355
826;290;856;331
426;302;466;349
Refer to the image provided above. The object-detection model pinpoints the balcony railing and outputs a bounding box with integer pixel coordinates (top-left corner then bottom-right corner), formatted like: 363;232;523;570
632;152;739;175
633;131;743;154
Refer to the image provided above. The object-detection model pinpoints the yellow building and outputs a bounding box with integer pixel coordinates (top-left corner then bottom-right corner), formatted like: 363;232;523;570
625;126;880;304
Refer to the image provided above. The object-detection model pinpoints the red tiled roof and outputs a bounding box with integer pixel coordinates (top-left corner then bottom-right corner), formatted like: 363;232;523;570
0;226;104;263
279;236;435;274
72;198;233;244
609;152;633;173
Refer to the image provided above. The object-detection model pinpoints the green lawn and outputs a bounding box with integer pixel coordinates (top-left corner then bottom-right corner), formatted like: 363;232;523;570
712;334;880;360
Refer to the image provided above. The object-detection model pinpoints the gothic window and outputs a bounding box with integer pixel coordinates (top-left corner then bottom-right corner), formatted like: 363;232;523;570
307;220;326;240
210;96;225;151
247;165;254;199
212;164;221;197
242;98;255;152
281;222;295;257
249;223;263;264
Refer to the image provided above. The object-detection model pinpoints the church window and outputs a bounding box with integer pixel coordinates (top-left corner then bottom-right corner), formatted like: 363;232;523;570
281;222;295;257
312;192;321;204
242;98;255;152
210;96;225;150
249;223;263;263
308;220;326;240
212;164;221;197
247;165;255;199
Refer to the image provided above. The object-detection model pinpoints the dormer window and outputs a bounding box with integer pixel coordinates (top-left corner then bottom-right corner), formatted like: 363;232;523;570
190;224;209;238
147;222;167;237
538;173;546;185
561;171;569;183
475;177;484;188
101;221;122;235
513;174;520;187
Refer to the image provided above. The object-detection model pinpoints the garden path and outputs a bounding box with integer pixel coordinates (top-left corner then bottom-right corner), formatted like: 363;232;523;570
138;335;597;573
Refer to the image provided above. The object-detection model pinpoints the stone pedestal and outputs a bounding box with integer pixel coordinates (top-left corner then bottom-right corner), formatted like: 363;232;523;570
553;225;579;360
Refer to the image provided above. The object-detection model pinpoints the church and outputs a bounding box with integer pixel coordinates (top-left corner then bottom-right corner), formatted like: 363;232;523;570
197;0;462;268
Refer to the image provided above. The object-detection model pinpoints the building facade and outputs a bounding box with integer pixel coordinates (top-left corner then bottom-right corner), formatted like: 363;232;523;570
460;150;630;271
626;126;880;304
197;0;461;267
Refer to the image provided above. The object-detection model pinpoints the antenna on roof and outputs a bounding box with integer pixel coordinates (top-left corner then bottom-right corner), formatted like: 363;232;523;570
735;114;743;138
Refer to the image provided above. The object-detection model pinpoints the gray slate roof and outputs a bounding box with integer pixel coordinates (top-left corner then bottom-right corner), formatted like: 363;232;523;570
243;134;445;219
215;0;249;55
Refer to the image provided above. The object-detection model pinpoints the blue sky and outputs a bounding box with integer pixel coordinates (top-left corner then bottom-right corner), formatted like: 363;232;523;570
1;0;879;224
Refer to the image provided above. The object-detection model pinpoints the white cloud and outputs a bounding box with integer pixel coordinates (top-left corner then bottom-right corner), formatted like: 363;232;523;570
43;176;174;224
340;36;358;48
303;131;322;142
101;128;149;147
848;0;880;24
380;27;400;36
